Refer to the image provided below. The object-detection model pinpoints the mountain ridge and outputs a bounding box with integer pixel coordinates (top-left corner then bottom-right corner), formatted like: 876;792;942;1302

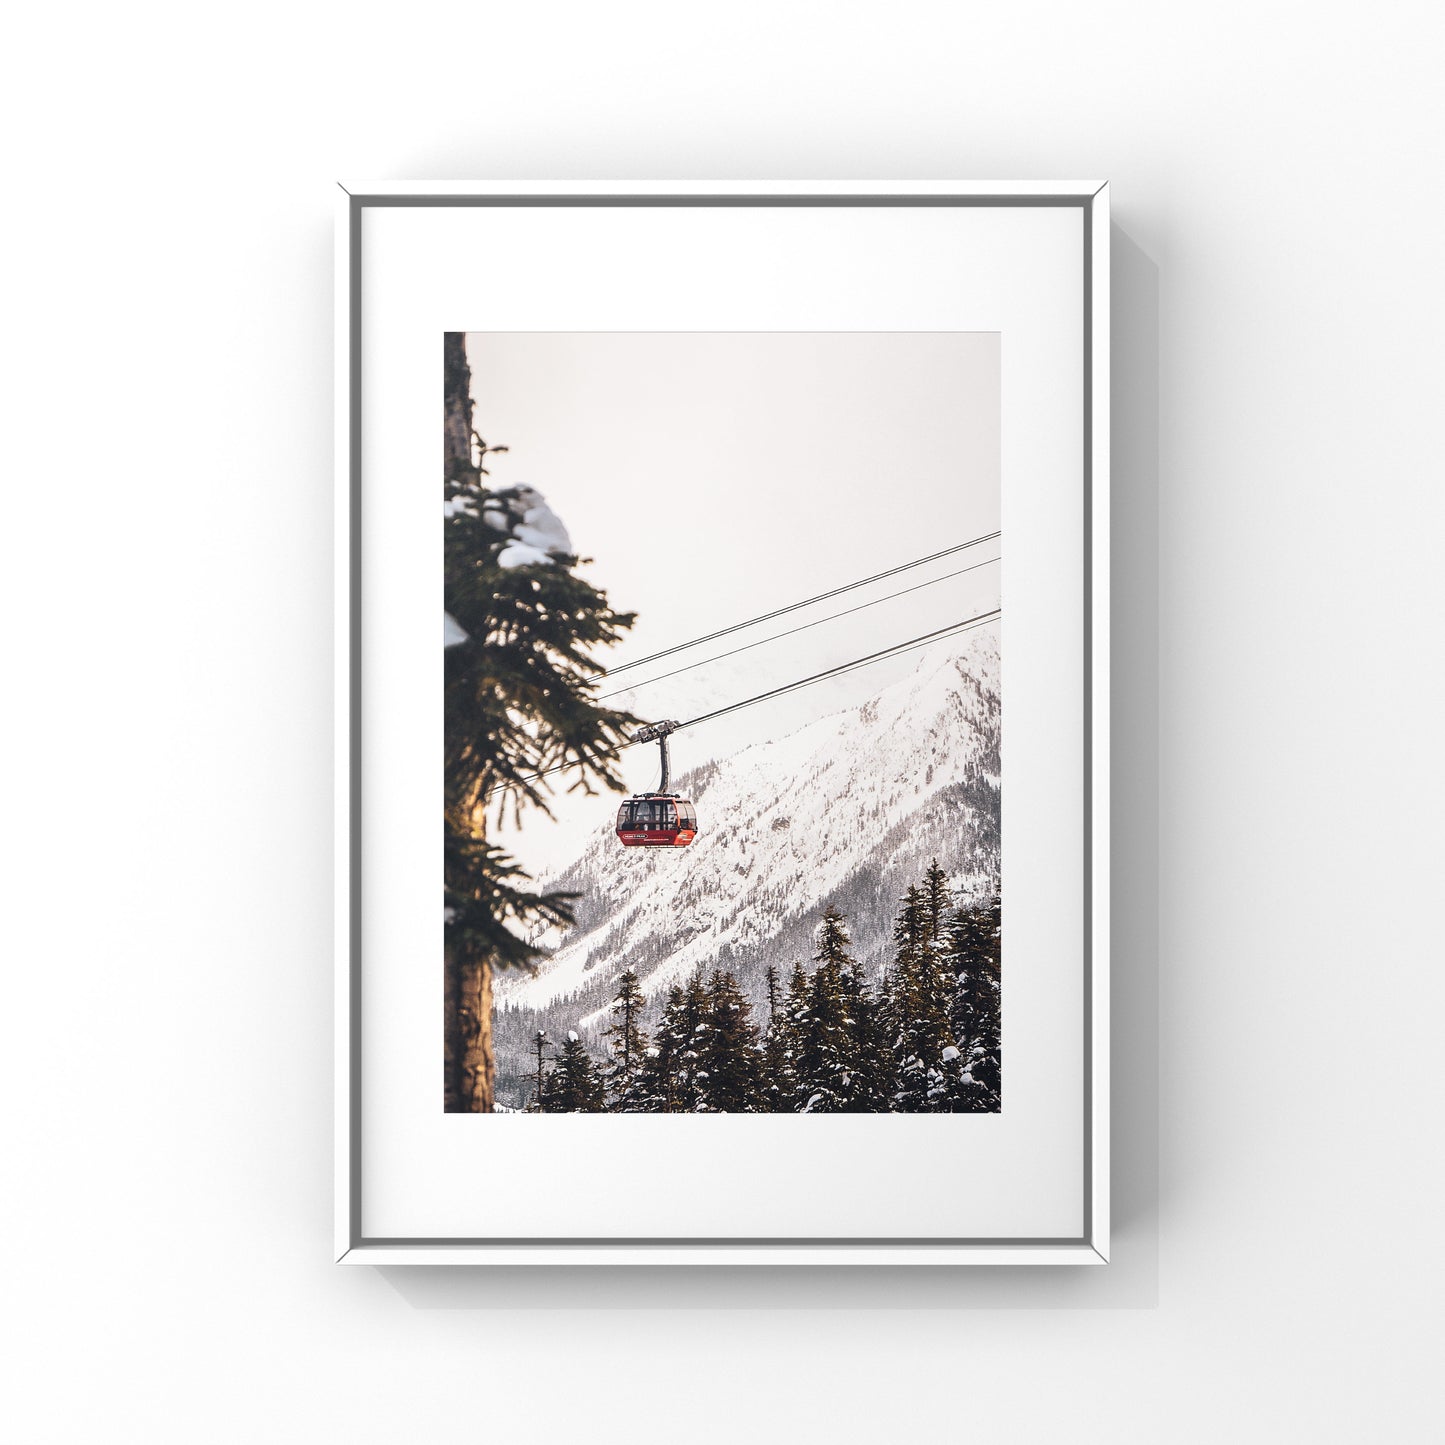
493;630;1001;1104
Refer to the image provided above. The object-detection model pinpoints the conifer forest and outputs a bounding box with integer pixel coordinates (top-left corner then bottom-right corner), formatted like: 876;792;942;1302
524;862;1000;1114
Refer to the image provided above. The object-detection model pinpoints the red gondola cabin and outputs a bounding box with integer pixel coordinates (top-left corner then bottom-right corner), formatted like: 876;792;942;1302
615;795;698;848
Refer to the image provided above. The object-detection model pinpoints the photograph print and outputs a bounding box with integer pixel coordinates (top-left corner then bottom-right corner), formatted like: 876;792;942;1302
443;330;1001;1115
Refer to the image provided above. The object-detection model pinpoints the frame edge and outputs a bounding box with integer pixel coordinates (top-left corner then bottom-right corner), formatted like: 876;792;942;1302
335;181;1112;1265
334;186;357;1264
338;178;1109;200
1088;182;1112;1263
338;1244;1110;1267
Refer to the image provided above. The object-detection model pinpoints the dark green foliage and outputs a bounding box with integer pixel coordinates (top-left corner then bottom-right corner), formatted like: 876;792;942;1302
921;859;952;943
792;909;870;1112
673;972;711;1113
511;874;1001;1115
602;968;649;1108
893;884;929;964
759;964;793;1111
814;908;854;973
540;1032;605;1113
762;963;811;1112
445;830;575;977
782;962;811;1042
942;894;1002;1110
634;976;708;1112
444;435;639;834
442;333;640;1110
844;969;897;1111
887;882;955;1112
698;971;763;1113
632;985;684;1112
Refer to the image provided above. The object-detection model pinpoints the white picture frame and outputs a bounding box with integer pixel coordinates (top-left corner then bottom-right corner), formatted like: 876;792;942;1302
336;180;1110;1265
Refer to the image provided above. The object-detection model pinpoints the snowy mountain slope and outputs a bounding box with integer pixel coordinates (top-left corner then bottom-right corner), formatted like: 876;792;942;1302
492;631;1000;1098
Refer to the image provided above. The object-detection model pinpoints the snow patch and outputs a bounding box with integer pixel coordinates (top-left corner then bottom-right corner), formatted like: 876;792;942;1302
494;486;573;568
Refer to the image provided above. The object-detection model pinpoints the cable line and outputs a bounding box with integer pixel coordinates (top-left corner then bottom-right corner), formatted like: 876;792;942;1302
598;553;1000;701
601;531;1001;678
491;608;1001;799
679;610;1000;729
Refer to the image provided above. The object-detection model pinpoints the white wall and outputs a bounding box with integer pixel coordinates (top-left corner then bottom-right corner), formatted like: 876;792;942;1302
6;3;1441;1440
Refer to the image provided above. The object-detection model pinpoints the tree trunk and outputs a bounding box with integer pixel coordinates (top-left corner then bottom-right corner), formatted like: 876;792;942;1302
443;332;474;483
443;332;495;1112
444;938;494;1112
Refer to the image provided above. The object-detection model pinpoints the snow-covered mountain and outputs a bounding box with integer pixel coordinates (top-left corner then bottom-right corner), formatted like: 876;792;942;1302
493;631;1001;1103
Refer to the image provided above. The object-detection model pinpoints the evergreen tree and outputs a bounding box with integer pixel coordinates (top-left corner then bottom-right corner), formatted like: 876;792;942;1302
890;885;930;974
698;971;763;1112
931;1040;993;1113
442;333;639;1111
888;880;954;1111
673;971;711;1112
765;963;811;1112
601;968;649;1108
540;1030;605;1113
760;964;794;1111
844;967;896;1112
763;965;781;1027
921;859;952;943
635;975;708;1112
942;893;1002;1111
794;909;867;1113
525;1028;552;1113
632;985;685;1112
811;909;856;981
887;884;929;1110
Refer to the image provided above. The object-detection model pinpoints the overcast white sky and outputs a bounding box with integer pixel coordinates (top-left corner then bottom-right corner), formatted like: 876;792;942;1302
465;331;999;875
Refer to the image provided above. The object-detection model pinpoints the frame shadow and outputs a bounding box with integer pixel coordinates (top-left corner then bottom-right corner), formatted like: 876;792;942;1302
379;222;1159;1309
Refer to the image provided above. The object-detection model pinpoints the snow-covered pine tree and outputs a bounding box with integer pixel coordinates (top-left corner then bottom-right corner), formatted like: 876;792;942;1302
632;985;686;1112
793;909;868;1113
767;963;811;1112
842;966;896;1112
698;971;763;1113
890;872;971;1109
540;1031;605;1113
943;892;1002;1111
674;971;711;1113
601;968;649;1109
931;1040;994;1112
888;884;936;1111
869;974;902;1108
443;332;639;1113
890;885;929;978
921;859;952;944
760;964;794;1111
634;976;707;1112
